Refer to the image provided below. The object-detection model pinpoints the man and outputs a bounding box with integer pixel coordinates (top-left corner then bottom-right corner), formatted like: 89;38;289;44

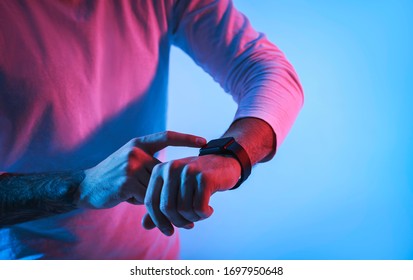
0;0;303;259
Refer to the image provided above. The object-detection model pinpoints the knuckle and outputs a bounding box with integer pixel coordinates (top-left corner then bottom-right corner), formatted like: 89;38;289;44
194;208;206;218
131;137;141;147
182;164;197;176
152;162;164;174
181;166;202;184
177;205;190;215
168;160;181;171
164;130;171;141
196;172;209;186
144;199;152;209
159;202;171;214
178;207;191;220
144;196;155;209
193;199;208;217
152;164;159;173
178;208;199;222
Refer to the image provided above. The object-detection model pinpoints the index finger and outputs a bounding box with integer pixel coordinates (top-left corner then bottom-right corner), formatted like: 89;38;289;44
136;131;207;155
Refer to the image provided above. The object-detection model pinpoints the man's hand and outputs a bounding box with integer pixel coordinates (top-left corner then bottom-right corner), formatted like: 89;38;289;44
77;131;206;209
142;154;241;236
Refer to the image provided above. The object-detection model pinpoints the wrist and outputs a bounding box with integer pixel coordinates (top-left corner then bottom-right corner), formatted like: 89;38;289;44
223;117;275;164
199;137;251;189
73;170;88;208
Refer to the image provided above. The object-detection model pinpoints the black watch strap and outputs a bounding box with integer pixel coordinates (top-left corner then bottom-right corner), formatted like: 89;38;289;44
199;137;252;190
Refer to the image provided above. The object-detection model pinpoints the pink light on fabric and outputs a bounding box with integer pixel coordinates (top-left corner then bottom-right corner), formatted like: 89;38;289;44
0;0;302;259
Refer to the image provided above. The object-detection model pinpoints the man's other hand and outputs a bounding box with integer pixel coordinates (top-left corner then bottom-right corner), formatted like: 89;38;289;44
77;131;206;209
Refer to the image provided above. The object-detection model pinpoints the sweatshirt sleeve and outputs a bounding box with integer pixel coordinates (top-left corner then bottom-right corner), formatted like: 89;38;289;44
170;0;304;160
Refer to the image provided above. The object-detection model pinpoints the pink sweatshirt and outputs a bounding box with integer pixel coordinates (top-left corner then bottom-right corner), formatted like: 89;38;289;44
0;0;303;259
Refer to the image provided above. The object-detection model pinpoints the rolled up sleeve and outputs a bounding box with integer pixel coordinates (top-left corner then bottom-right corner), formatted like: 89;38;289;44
170;0;304;158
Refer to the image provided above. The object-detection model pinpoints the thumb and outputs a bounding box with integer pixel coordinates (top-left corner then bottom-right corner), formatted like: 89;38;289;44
136;131;207;155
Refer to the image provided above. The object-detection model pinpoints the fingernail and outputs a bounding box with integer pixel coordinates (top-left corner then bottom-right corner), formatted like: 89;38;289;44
183;223;194;230
196;138;206;145
162;227;174;236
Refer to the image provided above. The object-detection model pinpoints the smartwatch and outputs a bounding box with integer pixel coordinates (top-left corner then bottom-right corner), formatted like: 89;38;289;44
199;137;251;190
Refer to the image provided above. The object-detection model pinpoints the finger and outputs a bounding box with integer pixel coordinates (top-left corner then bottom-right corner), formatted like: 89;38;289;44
193;179;214;220
137;131;207;155
178;170;201;223
142;213;156;229
160;168;193;229
144;168;174;236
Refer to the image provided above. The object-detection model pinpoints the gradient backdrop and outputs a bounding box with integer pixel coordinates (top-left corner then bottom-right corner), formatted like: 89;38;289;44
165;0;413;259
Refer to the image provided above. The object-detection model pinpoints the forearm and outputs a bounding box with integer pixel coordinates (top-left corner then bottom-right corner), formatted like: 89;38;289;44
142;117;277;233
222;117;276;165
0;171;84;227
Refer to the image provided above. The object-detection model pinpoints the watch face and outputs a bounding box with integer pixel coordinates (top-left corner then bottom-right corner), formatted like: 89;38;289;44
204;137;234;149
199;137;235;155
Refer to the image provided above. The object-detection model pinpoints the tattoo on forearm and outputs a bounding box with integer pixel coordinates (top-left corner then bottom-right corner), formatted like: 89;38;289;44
0;171;85;227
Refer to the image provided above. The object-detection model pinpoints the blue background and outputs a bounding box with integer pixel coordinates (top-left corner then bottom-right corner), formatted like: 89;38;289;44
165;0;413;259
